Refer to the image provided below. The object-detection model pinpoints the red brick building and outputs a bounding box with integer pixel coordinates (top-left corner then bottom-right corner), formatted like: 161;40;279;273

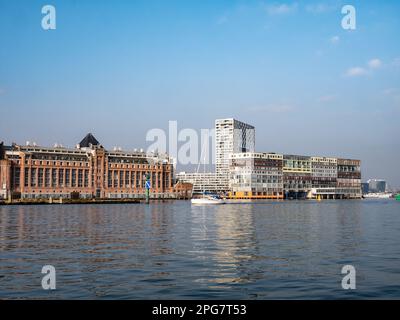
0;134;174;200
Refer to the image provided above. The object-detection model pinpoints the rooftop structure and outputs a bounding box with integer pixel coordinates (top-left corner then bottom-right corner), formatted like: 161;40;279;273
78;133;100;148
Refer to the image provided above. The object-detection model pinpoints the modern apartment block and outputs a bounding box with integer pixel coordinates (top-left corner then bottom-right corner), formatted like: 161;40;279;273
310;157;338;198
336;159;362;198
215;118;255;176
229;153;361;199
228;152;283;199
177;117;361;199
282;155;313;199
0;134;174;200
178;118;256;193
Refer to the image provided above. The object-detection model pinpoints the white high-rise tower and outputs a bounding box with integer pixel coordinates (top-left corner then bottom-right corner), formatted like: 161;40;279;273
215;118;255;176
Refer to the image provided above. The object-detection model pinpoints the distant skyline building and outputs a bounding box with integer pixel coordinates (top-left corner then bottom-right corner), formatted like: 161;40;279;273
367;179;387;193
361;182;369;194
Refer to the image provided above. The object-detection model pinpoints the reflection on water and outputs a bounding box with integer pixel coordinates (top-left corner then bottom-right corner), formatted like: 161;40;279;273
0;200;400;299
190;205;261;287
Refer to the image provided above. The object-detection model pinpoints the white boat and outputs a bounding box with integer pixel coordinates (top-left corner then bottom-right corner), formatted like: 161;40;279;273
363;193;392;199
190;142;225;205
191;195;225;205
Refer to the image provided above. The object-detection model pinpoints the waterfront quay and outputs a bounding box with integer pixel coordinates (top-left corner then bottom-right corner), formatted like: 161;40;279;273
1;118;362;202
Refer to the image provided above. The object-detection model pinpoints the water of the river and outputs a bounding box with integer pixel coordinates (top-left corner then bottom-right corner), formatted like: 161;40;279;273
0;200;399;299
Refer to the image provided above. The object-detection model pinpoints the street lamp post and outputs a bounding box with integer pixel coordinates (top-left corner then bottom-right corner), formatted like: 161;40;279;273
144;173;151;204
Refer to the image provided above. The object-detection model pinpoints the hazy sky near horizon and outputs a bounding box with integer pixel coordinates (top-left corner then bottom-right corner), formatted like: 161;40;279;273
0;0;399;186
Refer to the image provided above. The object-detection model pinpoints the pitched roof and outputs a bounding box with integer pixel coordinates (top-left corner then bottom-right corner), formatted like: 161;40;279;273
0;141;4;159
79;133;100;148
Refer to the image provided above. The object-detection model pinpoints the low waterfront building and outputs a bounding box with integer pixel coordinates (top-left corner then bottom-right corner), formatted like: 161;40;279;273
283;155;312;199
0;134;175;200
310;157;338;198
228;152;283;199
173;181;193;199
175;172;227;194
283;156;361;199
336;158;362;198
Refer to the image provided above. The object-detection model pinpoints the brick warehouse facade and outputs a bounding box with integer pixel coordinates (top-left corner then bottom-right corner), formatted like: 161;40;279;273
0;134;174;200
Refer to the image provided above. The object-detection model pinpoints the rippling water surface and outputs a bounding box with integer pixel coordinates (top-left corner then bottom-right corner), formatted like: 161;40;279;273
1;200;399;299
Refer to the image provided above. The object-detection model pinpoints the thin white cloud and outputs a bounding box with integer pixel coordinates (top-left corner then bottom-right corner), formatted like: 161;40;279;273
392;57;400;67
368;58;382;69
345;67;368;77
265;3;298;15
305;3;336;14
318;95;336;102
345;58;383;77
330;36;340;44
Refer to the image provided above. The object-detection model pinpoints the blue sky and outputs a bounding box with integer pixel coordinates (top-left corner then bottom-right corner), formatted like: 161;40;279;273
0;0;399;187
